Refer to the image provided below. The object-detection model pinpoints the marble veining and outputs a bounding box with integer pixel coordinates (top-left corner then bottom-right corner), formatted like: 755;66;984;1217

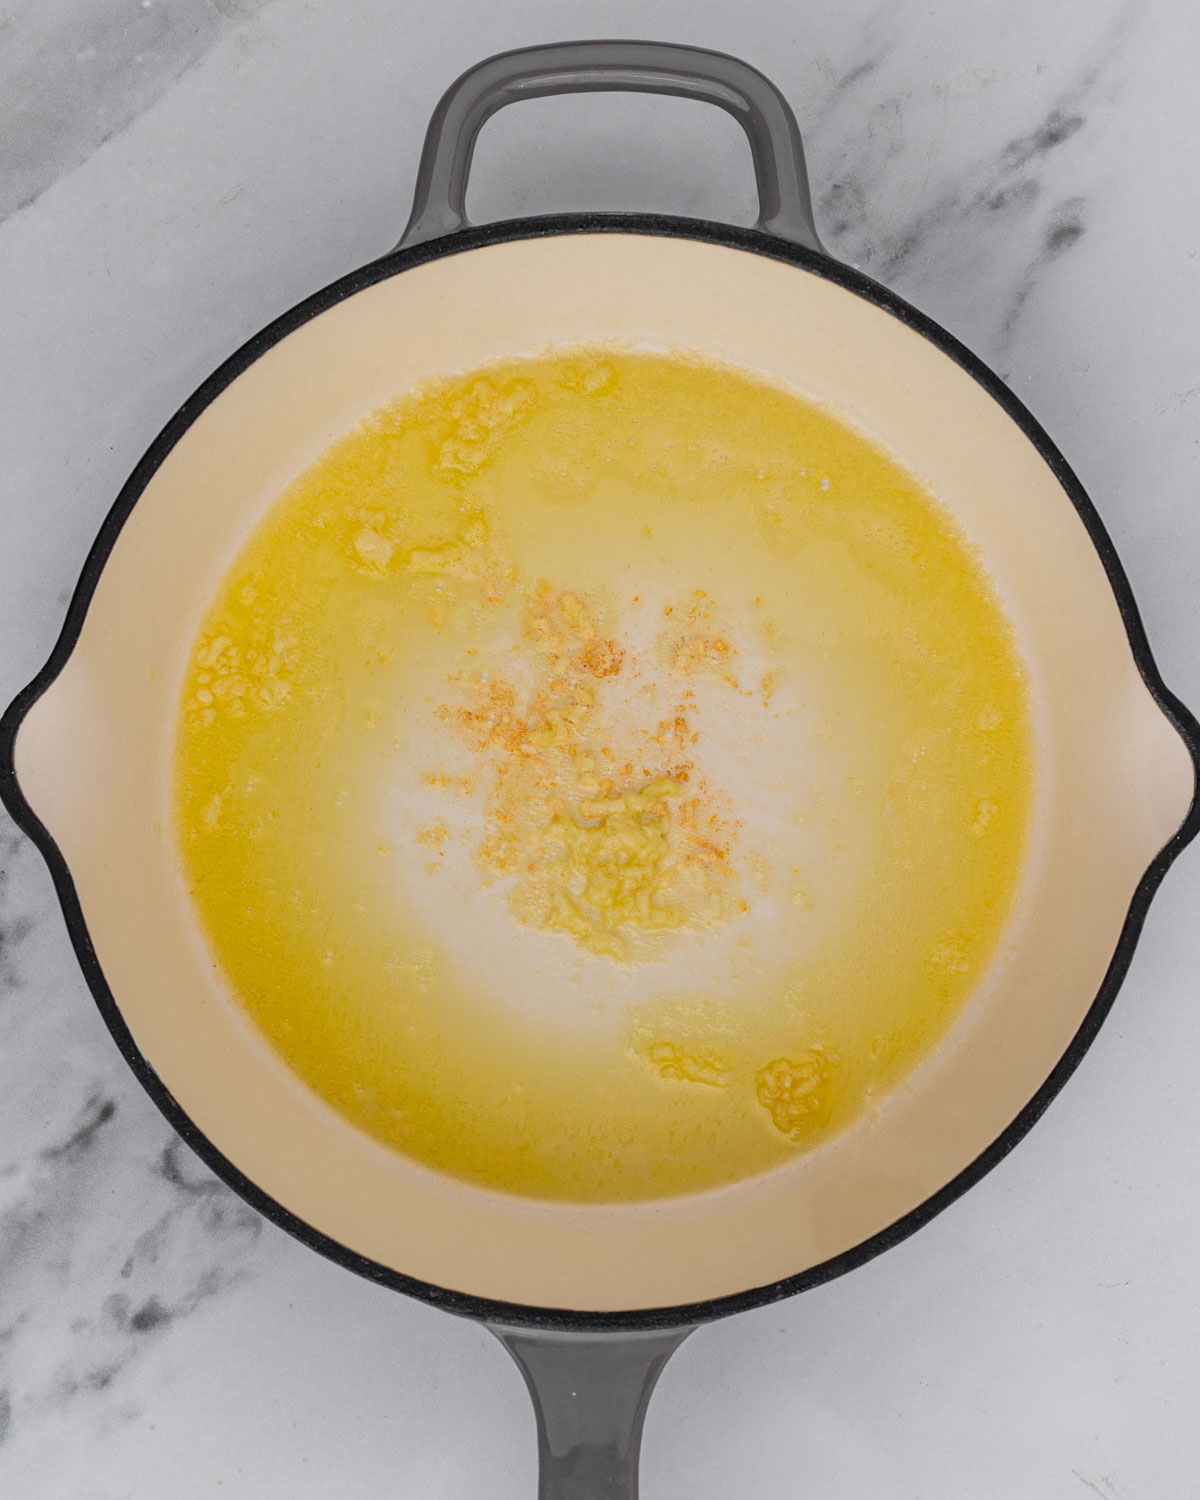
0;826;35;992
2;1;1199;1495
809;4;1138;377
0;1019;265;1439
0;821;279;1481
0;0;272;224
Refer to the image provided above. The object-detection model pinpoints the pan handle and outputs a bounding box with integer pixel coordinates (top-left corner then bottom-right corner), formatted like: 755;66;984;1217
398;40;824;254
490;1322;693;1498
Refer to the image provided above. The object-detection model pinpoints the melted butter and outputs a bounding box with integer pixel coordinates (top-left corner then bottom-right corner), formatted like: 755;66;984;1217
174;349;1034;1202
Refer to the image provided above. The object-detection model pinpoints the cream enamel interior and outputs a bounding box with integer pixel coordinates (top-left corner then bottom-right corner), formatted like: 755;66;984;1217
14;234;1195;1311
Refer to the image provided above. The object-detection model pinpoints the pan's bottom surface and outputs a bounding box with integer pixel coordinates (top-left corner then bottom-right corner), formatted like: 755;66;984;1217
173;347;1034;1202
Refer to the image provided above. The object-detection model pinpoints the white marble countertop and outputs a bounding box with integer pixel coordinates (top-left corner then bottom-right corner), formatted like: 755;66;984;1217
2;1;1199;1495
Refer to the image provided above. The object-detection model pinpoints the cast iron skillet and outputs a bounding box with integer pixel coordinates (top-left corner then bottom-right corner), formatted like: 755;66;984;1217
3;41;1198;1498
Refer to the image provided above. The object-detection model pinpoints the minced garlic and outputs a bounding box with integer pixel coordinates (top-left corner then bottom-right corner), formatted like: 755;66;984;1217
438;583;742;957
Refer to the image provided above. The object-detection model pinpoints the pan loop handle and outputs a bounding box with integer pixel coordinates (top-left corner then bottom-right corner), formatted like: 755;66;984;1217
398;40;825;254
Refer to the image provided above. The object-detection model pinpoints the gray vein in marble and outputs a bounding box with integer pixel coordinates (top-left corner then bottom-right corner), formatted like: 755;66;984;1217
1000;108;1086;169
0;0;273;224
866;79;1094;284
1;1097;265;1454
1072;1472;1123;1500
806;12;893;138
998;194;1088;344
0;823;35;993
811;4;1137;370
42;1093;119;1161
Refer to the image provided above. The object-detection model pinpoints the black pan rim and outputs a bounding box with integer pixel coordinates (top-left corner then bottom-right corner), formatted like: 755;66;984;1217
3;210;1198;1334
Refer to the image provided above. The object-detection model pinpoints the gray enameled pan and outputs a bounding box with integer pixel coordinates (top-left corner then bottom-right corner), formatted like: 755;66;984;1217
2;40;1198;1498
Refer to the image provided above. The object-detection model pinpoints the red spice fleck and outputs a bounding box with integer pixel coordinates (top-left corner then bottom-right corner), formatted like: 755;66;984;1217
577;638;624;677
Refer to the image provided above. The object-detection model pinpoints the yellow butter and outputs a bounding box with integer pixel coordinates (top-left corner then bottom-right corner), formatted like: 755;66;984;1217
174;348;1033;1202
